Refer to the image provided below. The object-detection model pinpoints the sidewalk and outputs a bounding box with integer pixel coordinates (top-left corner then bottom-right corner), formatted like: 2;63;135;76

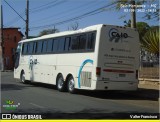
139;80;159;90
133;80;160;101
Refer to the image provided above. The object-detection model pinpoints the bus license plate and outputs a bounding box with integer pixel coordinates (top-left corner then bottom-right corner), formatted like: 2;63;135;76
119;74;126;77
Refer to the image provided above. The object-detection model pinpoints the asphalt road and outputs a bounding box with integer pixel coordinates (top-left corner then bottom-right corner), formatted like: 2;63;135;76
1;72;159;119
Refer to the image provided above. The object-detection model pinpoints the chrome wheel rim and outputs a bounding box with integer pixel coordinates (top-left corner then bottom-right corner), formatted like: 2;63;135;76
21;73;25;82
58;77;63;89
69;78;74;91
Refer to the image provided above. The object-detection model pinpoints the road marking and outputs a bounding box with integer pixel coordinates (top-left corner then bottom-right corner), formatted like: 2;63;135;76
29;103;45;108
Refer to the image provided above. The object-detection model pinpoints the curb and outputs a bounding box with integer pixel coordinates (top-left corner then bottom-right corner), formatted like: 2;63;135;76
139;78;160;82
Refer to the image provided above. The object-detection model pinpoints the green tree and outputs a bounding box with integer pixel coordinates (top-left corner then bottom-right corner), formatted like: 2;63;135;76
111;0;146;28
110;0;159;28
113;0;138;28
39;28;59;36
142;28;159;56
124;19;131;27
123;21;150;42
144;6;159;20
136;22;150;43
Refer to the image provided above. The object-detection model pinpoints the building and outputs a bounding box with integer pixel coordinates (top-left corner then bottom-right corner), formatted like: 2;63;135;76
0;27;23;70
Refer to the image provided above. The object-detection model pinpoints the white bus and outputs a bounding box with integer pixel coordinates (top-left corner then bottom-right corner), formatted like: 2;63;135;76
14;24;140;93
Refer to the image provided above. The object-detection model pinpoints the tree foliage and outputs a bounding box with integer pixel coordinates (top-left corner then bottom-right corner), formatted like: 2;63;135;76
39;28;59;36
68;22;79;30
143;4;159;21
136;22;150;43
109;0;159;27
142;28;159;55
124;19;131;27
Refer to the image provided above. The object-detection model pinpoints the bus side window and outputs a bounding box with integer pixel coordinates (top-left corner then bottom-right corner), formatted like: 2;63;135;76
28;42;34;54
64;37;71;51
87;33;95;50
33;42;37;54
47;39;53;52
42;40;47;53
58;37;65;52
79;34;87;50
71;36;79;50
22;43;28;55
53;39;59;53
36;41;43;54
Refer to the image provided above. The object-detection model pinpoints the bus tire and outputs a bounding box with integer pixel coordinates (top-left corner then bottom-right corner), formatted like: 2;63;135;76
57;74;66;92
67;76;76;94
20;70;27;84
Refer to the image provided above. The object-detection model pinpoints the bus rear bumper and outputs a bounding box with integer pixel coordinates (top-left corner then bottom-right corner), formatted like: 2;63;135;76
96;80;138;90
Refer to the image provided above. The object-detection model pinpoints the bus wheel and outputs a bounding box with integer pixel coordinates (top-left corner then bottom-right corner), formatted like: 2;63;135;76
57;74;65;92
20;71;26;83
67;76;76;94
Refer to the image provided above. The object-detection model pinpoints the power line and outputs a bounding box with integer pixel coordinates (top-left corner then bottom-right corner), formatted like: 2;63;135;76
30;1;116;31
50;1;104;24
30;0;66;14
5;11;25;26
4;0;26;22
30;8;103;30
30;0;99;24
29;0;58;11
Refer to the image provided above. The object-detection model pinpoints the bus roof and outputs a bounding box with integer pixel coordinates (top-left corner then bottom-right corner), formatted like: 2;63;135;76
19;24;137;43
19;24;104;43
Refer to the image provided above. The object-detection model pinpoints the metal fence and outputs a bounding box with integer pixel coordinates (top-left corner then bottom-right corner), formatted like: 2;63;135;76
139;62;159;80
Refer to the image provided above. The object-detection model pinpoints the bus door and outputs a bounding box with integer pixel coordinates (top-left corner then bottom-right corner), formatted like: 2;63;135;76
28;55;35;81
28;41;39;82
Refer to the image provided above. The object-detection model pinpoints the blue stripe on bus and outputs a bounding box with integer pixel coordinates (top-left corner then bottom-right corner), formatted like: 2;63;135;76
78;59;93;88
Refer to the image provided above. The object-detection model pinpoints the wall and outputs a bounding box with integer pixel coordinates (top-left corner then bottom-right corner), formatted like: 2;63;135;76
0;28;23;70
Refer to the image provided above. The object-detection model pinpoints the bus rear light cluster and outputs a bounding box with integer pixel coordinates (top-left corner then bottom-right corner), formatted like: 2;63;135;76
96;67;101;76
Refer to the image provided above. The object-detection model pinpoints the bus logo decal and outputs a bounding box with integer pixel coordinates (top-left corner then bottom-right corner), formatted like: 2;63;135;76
109;28;129;43
78;59;93;88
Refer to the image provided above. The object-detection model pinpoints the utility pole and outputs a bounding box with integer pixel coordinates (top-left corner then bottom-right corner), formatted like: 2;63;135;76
25;0;29;39
54;25;55;33
131;0;136;28
1;5;4;71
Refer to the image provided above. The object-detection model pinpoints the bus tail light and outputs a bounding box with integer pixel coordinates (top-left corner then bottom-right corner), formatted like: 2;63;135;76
136;70;138;79
96;67;101;77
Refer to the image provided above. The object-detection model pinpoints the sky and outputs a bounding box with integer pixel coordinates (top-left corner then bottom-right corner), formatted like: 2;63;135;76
1;0;159;36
